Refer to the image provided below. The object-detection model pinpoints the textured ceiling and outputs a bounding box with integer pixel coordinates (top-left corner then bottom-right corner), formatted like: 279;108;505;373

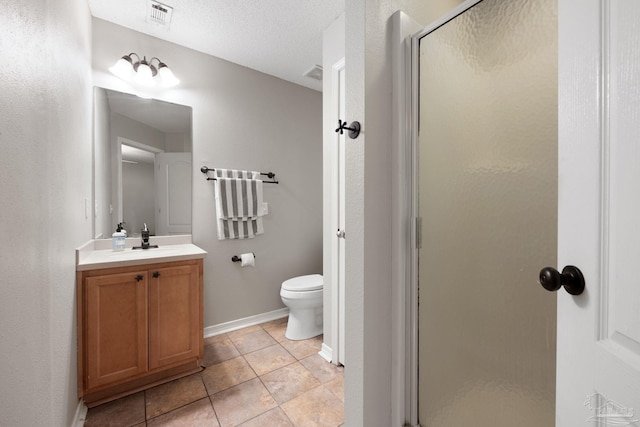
87;0;345;92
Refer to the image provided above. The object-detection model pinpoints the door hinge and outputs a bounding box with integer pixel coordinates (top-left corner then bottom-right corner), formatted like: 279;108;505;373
415;216;422;249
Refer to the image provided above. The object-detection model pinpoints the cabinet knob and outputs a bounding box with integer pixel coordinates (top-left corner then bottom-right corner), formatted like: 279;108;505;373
153;271;160;278
135;275;143;282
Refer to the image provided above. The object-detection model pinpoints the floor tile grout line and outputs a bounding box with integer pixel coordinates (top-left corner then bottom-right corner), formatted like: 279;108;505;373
255;357;336;411
241;344;299;387
236;341;300;378
144;374;210;422
242;352;261;383
144;395;212;424
206;393;222;427
143;388;148;422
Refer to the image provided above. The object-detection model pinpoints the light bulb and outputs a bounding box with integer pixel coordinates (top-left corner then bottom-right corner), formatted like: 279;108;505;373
158;64;180;87
134;61;156;87
109;56;134;82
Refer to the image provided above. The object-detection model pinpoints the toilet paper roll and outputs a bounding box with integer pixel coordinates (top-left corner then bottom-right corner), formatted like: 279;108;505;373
240;252;255;268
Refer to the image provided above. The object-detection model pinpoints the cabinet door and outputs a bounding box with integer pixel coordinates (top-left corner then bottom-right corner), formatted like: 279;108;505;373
85;271;148;390
148;264;201;370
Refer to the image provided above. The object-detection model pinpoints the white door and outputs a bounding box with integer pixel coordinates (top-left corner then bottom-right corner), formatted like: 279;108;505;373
556;0;640;424
155;152;192;235
323;13;346;367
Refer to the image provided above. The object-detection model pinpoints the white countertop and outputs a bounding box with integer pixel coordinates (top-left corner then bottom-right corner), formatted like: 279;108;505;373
76;235;207;271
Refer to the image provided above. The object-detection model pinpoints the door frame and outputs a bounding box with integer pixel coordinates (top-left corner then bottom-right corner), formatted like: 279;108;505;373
336;57;347;366
329;56;346;366
322;13;346;366
391;10;422;426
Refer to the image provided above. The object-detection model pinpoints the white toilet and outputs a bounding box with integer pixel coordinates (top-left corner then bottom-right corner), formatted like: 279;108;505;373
280;274;323;340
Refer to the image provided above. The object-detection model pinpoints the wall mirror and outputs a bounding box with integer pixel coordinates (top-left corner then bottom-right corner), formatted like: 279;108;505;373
93;87;193;239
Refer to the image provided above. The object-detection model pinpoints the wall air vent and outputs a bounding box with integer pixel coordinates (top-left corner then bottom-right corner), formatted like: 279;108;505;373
303;65;323;81
147;1;173;26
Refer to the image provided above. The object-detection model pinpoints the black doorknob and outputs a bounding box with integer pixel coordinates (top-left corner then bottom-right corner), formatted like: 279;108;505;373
539;265;585;295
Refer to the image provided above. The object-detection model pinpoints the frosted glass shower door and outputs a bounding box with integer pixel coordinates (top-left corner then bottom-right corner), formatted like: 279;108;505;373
417;0;558;425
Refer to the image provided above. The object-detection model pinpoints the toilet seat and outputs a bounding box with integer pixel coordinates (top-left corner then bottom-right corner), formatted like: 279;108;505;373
281;274;323;292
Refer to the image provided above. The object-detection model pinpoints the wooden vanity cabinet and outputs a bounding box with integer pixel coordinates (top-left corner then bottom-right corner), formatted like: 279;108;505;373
77;259;203;406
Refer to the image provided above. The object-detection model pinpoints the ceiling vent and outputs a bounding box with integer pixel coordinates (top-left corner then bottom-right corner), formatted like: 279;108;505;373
303;65;323;81
147;1;173;26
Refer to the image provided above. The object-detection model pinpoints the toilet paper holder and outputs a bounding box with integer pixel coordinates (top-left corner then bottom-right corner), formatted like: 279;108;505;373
232;253;255;263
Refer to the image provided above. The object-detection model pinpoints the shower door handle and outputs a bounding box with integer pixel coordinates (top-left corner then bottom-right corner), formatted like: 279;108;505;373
336;229;346;239
538;265;585;295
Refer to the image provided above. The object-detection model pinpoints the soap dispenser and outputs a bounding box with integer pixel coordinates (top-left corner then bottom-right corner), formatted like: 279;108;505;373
112;223;126;251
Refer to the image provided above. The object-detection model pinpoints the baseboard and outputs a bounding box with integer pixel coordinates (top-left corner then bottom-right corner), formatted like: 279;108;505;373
71;400;88;426
318;342;333;363
203;308;290;338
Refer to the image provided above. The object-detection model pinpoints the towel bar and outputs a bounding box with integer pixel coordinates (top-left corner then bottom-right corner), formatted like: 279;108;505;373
201;166;278;184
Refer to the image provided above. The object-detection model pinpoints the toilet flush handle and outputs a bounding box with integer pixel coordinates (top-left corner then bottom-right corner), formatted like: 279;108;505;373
336;229;345;239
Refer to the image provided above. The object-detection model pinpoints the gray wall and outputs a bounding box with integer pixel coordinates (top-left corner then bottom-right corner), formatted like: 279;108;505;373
0;0;93;425
92;18;323;328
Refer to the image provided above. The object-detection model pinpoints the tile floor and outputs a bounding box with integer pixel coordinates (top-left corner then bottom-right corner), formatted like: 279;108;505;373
84;317;344;427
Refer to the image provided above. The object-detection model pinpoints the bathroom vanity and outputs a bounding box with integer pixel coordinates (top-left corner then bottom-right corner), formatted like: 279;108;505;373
76;236;206;407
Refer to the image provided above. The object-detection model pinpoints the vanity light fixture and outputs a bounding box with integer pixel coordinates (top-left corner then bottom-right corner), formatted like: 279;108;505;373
109;53;180;88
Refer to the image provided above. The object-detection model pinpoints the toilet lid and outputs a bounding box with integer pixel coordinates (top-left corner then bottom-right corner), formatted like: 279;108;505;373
282;274;323;292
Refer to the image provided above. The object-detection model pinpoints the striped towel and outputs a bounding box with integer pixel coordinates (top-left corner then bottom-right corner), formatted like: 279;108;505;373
217;217;265;240
214;168;260;179
216;178;263;219
215;177;265;240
